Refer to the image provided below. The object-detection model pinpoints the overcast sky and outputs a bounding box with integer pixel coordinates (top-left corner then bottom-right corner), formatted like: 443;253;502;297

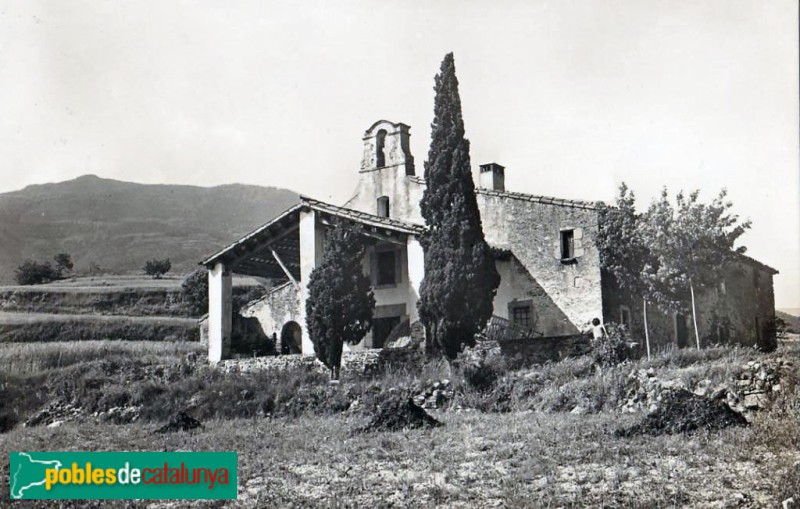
0;0;798;308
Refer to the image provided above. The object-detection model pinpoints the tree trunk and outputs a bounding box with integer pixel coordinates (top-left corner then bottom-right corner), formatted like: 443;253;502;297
690;280;700;350
643;297;651;361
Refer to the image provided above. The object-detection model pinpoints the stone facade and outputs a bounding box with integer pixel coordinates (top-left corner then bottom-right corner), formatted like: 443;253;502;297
344;120;605;338
206;119;777;361
603;257;778;351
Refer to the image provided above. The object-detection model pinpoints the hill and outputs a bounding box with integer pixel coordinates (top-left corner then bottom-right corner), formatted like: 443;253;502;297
776;310;800;334
0;175;299;283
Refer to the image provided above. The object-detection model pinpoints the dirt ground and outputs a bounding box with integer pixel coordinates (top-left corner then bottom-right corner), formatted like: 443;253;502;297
1;410;796;508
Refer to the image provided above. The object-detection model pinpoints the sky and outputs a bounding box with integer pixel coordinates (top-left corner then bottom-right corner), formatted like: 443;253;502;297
0;0;798;308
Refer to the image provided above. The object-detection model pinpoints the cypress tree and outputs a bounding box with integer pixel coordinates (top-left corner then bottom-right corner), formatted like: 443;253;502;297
418;53;500;359
305;222;375;379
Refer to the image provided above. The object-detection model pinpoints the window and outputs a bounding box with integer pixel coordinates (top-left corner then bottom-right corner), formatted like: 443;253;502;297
619;306;631;328
509;301;534;330
376;250;397;285
560;229;574;260
377;196;390;218
512;306;532;328
375;129;387;168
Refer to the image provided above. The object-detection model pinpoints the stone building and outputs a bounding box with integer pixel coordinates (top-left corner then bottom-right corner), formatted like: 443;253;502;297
201;120;778;361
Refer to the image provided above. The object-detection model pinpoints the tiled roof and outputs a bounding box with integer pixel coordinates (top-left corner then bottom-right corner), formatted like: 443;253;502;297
406;175;599;210
301;196;425;234
737;253;779;275
201;197;424;266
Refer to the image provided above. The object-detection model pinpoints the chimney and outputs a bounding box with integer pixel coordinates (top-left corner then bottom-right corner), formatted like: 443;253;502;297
479;163;505;192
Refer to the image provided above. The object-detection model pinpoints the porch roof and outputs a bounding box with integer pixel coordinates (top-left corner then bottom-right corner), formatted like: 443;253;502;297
200;196;425;279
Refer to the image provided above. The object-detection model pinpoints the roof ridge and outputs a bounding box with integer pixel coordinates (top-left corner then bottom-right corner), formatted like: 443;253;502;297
405;175;599;210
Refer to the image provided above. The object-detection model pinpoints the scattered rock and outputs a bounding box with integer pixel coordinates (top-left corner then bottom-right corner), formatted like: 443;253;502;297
413;379;454;410
157;411;202;433
24;400;83;428
616;389;748;437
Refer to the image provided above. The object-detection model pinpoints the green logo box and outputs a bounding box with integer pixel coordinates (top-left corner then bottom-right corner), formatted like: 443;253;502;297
10;451;237;500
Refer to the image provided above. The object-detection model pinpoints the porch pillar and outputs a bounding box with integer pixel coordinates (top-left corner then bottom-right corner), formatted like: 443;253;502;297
406;235;425;323
208;262;232;363
298;209;321;355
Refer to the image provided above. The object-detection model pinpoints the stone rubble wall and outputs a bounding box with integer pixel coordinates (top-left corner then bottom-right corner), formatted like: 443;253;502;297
619;357;794;418
217;348;423;376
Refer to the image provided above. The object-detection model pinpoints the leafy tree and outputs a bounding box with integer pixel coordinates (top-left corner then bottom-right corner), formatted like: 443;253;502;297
597;184;656;358
14;260;58;285
53;253;73;278
143;258;172;279
181;269;209;316
305;222;375;380
417;53;500;359
642;188;750;349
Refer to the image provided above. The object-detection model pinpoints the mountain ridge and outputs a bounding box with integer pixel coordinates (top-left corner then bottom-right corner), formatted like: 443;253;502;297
0;175;300;283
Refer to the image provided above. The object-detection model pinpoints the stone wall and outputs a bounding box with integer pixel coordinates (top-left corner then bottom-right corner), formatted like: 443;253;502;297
497;334;592;365
478;192;603;333
217;348;423;376
602;258;778;351
493;256;579;336
241;282;301;339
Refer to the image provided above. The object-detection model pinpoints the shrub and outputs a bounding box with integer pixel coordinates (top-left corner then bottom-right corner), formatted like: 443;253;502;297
460;355;508;392
143;258;171;279
14;260;59;285
593;322;634;367
181;269;208;316
53;253;73;277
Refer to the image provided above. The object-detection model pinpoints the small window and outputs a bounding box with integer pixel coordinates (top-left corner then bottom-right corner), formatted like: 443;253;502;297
377;196;390;218
560;229;574;260
375;129;387;168
511;305;532;329
376;250;397;285
619;306;631;328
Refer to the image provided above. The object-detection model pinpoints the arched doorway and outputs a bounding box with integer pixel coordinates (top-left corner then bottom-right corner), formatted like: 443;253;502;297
280;321;302;354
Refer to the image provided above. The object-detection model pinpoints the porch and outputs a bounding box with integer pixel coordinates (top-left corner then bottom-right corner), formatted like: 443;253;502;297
201;196;426;362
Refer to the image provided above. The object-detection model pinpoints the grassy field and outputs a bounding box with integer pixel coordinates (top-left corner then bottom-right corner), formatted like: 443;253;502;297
0;312;199;343
0;339;797;507
0;274;261;291
0;340;203;374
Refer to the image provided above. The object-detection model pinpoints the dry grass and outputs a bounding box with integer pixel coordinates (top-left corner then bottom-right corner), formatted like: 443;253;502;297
0;340;203;374
0;339;798;507
0;409;797;508
0;313;199;343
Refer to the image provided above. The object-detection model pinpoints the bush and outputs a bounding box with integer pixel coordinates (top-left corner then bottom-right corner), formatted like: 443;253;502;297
143;258;171;279
592;322;634;367
53;253;73;277
460;355;508;392
14;260;59;285
181;269;208;316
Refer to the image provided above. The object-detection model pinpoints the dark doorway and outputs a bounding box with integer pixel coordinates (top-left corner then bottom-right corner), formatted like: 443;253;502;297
372;316;401;348
280;321;302;354
675;314;689;348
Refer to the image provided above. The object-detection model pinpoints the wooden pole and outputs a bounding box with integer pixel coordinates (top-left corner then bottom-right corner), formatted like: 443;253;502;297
643;297;651;360
690;280;700;350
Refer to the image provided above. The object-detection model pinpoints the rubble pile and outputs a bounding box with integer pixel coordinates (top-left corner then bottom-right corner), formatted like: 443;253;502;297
617;388;748;437
620;357;793;417
357;389;442;432
156;411;202;433
24;400;83;428
413;379;455;410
